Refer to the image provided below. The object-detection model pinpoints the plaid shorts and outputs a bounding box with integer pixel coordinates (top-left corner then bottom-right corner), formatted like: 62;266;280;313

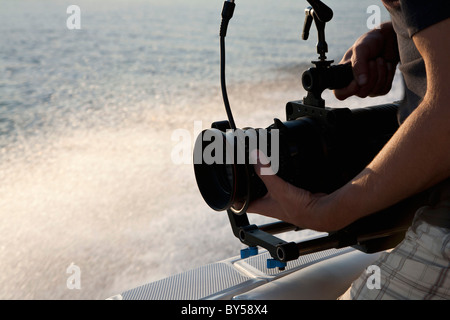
340;208;450;300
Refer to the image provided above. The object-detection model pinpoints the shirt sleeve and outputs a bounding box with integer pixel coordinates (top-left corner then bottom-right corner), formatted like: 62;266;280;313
400;0;450;37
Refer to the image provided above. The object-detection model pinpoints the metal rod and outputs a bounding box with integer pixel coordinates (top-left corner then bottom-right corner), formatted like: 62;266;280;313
356;227;407;243
258;221;302;235
295;234;340;256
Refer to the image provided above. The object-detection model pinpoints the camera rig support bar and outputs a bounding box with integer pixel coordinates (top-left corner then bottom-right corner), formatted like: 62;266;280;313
227;210;301;268
228;195;425;269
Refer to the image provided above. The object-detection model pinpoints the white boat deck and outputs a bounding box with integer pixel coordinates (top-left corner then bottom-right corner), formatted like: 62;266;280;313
109;247;382;300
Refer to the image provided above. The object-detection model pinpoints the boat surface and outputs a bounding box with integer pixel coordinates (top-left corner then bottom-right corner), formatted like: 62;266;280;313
109;246;382;300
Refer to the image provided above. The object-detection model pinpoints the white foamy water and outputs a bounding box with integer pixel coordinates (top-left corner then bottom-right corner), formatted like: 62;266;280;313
0;0;398;299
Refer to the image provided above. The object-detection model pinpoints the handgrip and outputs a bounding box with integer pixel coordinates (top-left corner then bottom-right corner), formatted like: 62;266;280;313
327;63;354;89
302;62;354;93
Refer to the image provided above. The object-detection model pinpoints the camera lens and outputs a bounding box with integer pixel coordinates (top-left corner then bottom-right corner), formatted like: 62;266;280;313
195;162;234;211
194;129;243;212
194;128;271;215
219;162;233;191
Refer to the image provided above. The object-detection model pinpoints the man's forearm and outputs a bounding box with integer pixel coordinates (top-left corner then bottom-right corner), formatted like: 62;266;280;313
320;95;450;231
248;19;450;233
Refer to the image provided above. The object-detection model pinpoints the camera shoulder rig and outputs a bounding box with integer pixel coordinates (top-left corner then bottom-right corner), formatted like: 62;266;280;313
200;0;429;270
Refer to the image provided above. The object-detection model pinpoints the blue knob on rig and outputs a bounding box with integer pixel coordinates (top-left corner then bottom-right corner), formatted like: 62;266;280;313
267;259;287;270
240;247;258;259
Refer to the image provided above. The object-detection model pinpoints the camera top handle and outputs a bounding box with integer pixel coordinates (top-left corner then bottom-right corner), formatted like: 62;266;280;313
302;0;355;107
303;0;332;61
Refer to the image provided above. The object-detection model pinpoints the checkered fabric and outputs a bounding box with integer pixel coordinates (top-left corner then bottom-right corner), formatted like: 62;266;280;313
340;210;450;300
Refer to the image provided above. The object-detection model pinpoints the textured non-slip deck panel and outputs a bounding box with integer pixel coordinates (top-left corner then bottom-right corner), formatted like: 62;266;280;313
119;247;353;300
242;247;352;276
121;261;252;300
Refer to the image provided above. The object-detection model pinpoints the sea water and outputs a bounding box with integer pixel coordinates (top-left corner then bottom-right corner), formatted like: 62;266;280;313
0;0;400;299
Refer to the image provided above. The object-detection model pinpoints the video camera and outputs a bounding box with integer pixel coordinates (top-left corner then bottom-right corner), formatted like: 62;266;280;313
193;0;424;269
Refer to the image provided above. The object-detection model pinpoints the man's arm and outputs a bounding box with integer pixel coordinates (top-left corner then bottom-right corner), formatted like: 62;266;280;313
248;18;450;232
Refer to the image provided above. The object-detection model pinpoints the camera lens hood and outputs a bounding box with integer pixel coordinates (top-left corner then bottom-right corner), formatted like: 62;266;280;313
193;129;252;214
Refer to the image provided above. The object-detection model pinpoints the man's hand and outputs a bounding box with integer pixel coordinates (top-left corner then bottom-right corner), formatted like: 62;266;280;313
247;151;347;232
334;22;399;100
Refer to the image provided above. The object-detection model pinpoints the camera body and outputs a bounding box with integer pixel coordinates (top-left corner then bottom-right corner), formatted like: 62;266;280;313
194;68;400;216
281;100;399;193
